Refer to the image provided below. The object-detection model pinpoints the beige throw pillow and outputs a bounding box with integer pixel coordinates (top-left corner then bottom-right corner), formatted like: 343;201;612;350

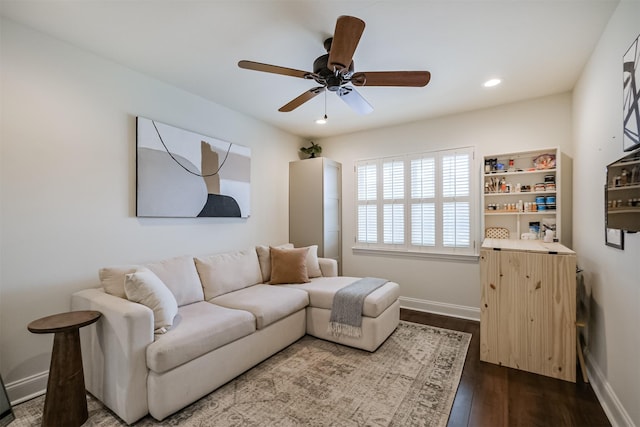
269;247;310;285
125;268;178;334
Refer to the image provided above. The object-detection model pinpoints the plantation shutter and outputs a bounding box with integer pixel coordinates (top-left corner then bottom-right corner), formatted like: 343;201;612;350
357;162;377;243
441;151;471;248
410;156;436;247
383;159;404;245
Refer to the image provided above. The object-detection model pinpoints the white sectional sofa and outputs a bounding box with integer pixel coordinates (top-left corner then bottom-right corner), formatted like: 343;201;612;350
71;245;400;424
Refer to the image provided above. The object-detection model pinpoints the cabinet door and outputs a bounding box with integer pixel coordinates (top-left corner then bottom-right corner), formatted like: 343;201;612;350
526;253;576;381
480;249;500;364
497;250;530;371
480;249;530;370
323;161;341;265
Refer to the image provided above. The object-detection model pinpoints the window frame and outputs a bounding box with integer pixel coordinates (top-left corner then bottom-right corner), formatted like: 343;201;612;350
354;146;478;259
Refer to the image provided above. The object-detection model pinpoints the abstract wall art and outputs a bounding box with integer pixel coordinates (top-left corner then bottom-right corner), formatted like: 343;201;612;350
136;117;251;218
623;33;640;152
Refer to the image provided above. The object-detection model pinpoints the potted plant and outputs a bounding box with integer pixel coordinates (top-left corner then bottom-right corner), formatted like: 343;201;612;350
300;141;322;159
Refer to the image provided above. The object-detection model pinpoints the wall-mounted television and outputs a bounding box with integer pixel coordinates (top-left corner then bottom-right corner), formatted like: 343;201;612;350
606;148;640;232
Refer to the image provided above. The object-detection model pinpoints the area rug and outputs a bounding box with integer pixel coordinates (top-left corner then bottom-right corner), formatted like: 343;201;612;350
11;321;471;427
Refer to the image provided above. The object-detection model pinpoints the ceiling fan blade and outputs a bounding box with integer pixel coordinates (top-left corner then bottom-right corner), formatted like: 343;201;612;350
337;87;373;115
238;60;311;79
279;87;325;112
351;71;431;87
328;16;365;72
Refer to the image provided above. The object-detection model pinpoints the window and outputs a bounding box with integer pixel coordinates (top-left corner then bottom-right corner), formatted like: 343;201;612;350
355;147;476;257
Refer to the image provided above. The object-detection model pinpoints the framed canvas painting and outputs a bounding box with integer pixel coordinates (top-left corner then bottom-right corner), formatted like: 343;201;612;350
136;117;251;218
623;33;640;151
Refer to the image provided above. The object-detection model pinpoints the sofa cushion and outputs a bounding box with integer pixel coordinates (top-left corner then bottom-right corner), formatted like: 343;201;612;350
256;243;293;282
146;302;255;374
99;256;204;307
195;248;263;300
210;285;309;329
124;268;178;334
146;255;204;307
283;277;400;318
99;265;139;298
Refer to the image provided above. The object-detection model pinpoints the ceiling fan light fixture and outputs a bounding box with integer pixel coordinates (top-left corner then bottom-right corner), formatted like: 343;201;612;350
483;78;502;88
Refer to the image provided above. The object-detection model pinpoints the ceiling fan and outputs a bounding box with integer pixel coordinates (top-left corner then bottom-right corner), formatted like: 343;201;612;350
238;15;431;116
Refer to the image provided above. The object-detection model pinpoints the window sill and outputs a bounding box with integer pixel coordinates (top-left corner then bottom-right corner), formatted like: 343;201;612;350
352;247;479;262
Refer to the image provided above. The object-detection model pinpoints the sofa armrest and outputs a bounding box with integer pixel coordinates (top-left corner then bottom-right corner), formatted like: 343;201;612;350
71;288;154;424
318;258;338;277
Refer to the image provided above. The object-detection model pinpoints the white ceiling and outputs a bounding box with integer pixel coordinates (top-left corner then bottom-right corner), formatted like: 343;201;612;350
0;1;619;138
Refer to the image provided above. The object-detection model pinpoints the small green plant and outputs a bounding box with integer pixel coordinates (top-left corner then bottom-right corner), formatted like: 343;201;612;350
300;141;322;158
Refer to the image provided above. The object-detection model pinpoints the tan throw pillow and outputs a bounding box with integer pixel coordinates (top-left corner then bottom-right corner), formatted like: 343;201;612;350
125;268;178;334
269;247;310;285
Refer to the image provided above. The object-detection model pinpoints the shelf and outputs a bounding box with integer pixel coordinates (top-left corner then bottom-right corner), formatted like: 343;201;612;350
484;168;556;177
607;183;640;191
484;190;556;197
610;158;640;168
485;210;557;215
608;208;640;214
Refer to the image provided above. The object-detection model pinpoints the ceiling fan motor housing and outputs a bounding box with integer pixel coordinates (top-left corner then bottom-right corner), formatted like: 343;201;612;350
313;53;354;91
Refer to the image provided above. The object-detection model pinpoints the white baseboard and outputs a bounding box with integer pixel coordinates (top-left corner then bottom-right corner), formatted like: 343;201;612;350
584;349;635;427
5;370;47;406
399;297;480;321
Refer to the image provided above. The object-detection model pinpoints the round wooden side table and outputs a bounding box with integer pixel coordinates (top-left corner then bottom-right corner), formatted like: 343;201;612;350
28;310;101;427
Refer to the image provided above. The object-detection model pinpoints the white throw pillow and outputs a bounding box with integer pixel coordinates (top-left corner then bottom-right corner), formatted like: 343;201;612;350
125;268;178;334
304;245;322;278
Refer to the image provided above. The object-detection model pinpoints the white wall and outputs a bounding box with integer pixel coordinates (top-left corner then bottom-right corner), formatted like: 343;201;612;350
0;19;302;401
572;1;640;425
319;93;573;319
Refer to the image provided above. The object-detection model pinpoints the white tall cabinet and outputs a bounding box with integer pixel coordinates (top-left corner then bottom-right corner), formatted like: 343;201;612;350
289;158;342;273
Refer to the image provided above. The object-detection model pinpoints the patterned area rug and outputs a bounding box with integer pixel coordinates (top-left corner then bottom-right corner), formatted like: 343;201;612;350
11;321;471;427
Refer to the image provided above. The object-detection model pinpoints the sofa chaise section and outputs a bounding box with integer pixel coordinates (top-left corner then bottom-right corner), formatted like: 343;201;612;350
284;276;401;351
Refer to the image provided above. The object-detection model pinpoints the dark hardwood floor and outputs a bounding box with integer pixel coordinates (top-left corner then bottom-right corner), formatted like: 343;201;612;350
400;308;611;427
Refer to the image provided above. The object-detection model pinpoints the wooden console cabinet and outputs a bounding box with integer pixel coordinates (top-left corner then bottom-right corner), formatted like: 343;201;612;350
480;239;576;382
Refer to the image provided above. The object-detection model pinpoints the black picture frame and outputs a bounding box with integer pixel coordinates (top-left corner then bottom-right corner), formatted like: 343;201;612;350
623;33;640;152
605;185;625;249
606;227;624;249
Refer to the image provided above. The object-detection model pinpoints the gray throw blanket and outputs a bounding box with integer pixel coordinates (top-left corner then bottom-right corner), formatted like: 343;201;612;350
328;277;388;338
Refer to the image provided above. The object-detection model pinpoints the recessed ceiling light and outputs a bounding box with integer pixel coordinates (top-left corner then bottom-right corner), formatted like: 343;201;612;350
483;78;502;88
